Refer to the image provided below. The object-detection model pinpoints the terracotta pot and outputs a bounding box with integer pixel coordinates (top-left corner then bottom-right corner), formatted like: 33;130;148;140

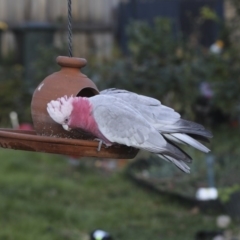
31;56;99;139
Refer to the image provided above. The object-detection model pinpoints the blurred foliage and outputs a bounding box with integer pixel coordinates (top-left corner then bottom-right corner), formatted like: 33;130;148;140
200;6;220;22
227;0;240;36
0;64;31;125
0;45;65;125
32;45;65;87
86;19;202;117
1;6;239;126
84;16;240;122
218;184;240;203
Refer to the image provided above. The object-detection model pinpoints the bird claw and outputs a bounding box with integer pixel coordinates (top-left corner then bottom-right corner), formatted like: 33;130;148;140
94;138;109;152
97;140;103;152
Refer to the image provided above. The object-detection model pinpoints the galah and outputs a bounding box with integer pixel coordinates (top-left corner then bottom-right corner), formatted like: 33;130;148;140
100;88;212;153
47;92;212;173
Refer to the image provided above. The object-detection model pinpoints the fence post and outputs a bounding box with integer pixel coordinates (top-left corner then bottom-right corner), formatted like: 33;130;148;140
12;22;56;90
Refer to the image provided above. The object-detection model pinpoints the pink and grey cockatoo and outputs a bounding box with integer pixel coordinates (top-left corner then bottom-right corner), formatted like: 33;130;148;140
100;89;212;151
47;90;212;173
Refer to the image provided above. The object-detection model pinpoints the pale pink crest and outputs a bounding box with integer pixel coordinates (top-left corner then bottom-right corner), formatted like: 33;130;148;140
47;95;74;124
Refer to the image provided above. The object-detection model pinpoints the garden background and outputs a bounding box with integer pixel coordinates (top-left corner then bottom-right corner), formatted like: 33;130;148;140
0;0;240;239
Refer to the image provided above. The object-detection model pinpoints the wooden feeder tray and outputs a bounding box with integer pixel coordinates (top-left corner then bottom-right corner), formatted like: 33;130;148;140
0;56;139;159
0;128;138;158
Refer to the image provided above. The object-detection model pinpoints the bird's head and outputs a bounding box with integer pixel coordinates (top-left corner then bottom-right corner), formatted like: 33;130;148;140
47;95;74;131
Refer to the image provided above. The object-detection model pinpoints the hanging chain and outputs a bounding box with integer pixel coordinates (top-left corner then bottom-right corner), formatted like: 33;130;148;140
68;0;73;57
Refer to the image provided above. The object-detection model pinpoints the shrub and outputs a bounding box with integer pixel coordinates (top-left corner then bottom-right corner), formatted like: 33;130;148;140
0;64;31;125
85;16;240;124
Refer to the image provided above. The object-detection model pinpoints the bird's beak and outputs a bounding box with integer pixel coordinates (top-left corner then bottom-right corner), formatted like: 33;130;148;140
62;124;71;131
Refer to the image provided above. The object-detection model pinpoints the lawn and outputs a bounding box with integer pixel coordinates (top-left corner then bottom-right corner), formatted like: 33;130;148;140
0;148;236;240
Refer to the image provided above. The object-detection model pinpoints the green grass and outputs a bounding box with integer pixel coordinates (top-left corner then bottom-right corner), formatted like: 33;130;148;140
0;149;234;240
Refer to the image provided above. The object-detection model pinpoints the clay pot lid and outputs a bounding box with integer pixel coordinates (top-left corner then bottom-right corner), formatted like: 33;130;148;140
57;56;87;68
0;129;138;158
0;56;139;159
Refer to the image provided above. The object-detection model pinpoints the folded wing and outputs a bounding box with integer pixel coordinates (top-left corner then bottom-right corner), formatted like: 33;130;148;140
100;88;212;156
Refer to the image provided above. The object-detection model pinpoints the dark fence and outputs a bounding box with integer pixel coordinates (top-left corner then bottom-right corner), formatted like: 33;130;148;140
118;0;224;51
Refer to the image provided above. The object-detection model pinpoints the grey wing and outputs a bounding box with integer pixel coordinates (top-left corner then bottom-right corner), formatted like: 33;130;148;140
100;88;161;106
133;104;180;125
91;98;165;150
90;96;189;161
100;88;180;124
102;90;212;149
100;89;212;155
100;88;130;95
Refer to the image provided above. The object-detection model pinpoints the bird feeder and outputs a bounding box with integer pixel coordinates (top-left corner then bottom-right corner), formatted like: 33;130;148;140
0;56;138;159
0;1;139;159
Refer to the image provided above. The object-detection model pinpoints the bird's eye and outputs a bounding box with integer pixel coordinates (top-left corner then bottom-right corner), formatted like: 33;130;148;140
64;118;68;123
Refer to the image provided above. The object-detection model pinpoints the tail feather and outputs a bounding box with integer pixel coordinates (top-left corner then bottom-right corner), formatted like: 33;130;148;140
158;154;191;173
164;139;193;163
187;134;210;143
164;133;210;153
155;119;213;138
159;142;192;163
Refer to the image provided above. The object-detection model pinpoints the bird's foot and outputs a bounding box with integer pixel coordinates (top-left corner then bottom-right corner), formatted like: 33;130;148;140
94;138;109;152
